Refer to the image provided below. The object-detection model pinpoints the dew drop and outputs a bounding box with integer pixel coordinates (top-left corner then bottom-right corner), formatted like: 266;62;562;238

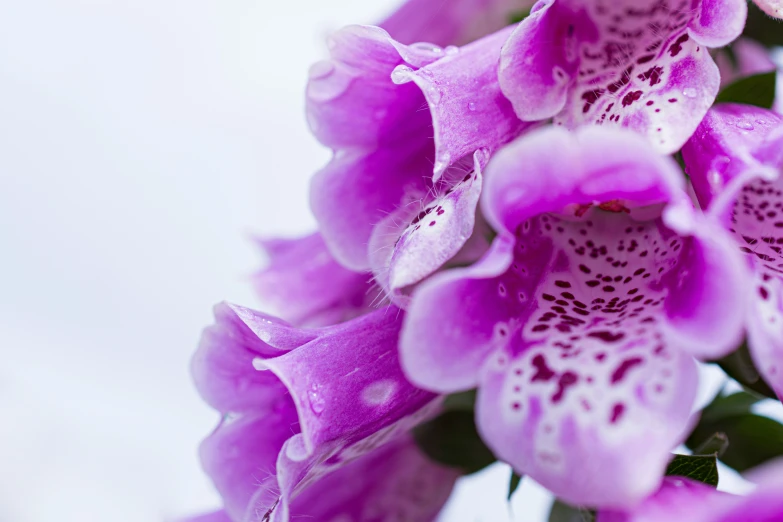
468;101;477;111
444;45;459;56
736;120;755;131
308;384;326;414
682;87;697;98
410;41;443;54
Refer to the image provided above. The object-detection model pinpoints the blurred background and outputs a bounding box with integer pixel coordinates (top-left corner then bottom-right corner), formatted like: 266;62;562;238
0;1;778;521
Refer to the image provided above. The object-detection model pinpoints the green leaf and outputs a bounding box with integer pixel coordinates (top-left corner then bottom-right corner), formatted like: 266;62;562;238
687;413;783;472
700;390;764;423
714;344;778;400
443;389;477;411
508;471;522;500
744;1;783;48
413;410;496;474
714;71;777;109
548;500;595;522
664;454;719;487
507;7;532;25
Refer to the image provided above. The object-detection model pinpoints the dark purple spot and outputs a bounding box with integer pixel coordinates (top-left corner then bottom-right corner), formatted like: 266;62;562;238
531;354;556;382
610;403;626;424
611;357;644;384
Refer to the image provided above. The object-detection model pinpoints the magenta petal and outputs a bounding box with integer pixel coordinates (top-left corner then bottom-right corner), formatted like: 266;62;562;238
263;307;437;454
683;105;783;398
369;153;486;305
284;437;458;522
308;24;528;270
253;233;378;327
200;411;298;522
499;0;735;153
754;0;783;17
393;26;532;180
380;0;534;46
191;303;312;413
401;126;747;506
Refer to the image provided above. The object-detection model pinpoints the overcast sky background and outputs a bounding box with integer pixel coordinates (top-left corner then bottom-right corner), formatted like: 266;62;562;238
0;1;780;521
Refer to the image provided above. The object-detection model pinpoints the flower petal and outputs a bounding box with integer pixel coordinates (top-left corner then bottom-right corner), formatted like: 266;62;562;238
754;0;783;18
263;306;437;455
369;152;487;305
380;0;534;46
253;233;379;327
683;105;783;397
308;24;527;269
499;0;734;153
178;510;233;522
200;411;299;522
401;126;746;506
191;303;314;413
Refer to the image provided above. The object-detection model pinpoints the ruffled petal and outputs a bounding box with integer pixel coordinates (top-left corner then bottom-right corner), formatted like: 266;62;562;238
200;411;299;522
683;105;783;398
191;303;313;413
499;0;737;153
380;0;534;46
754;0;783;18
392;26;531;180
369;152;487;305
262;307;437;454
401;126;747;506
308;24;528;270
252;233;379;327
282;436;458;522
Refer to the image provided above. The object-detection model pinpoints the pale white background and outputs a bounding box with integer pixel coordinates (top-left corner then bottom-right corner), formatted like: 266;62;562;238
0;1;778;521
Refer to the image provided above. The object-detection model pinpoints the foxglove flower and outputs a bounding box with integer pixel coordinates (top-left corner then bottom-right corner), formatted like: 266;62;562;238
400;126;748;507
682;104;783;399
191;303;457;521
598;459;783;521
307;24;531;290
715;39;778;88
380;0;534;46
498;0;747;153
252;232;379;327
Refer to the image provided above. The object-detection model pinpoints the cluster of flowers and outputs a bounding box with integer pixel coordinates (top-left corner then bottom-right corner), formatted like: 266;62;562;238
184;0;783;521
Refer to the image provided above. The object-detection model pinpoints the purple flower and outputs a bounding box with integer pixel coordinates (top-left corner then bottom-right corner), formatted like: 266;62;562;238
380;0;534;46
307;24;532;288
191;303;457;522
714;39;778;90
753;0;783;18
498;0;747;153
400;125;748;507
682;104;783;399
598;459;783;521
252;232;380;327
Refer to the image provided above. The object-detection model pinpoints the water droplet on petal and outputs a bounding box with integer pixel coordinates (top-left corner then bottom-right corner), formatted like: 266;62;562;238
468;101;476;111
736;120;754;130
308;383;325;414
410;42;443;54
444;45;459;55
682;87;697;98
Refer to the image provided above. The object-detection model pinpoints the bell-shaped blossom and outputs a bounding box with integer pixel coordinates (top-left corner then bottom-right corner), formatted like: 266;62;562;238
682;104;783;399
598;459;783;522
307;24;531;284
380;0;534;47
400;126;748;508
252;232;380;327
753;0;783;18
191;303;457;521
498;0;747;153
